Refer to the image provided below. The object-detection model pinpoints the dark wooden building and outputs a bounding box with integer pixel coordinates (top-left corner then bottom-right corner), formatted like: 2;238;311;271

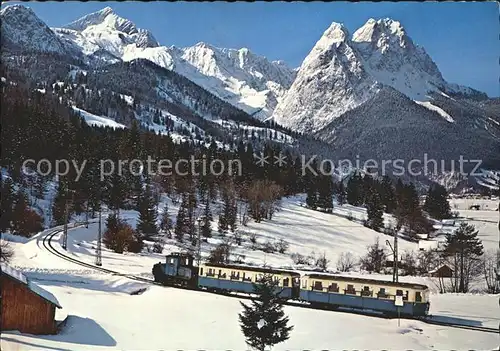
1;263;62;335
430;265;454;278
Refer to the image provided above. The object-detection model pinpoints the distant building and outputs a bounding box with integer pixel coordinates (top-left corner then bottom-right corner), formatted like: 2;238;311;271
418;240;439;251
441;219;455;226
1;263;62;334
416;233;429;240
429;265;453;278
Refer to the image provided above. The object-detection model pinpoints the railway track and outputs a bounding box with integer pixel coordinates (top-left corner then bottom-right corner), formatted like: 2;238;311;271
420;318;498;334
42;227;499;335
42;227;158;286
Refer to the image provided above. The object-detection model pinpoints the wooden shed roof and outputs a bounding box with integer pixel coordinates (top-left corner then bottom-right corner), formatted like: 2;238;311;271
1;263;62;308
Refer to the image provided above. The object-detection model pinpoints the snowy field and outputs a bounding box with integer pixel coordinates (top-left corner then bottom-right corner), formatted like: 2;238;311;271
1;196;499;350
448;198;499;251
2;282;498;351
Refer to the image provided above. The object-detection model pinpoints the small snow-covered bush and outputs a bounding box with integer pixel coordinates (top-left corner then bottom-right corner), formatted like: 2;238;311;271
152;240;164;253
291;252;313;265
276;239;289;254
261;240;276;254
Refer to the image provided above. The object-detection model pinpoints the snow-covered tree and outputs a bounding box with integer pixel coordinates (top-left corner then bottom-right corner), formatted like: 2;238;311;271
239;274;293;351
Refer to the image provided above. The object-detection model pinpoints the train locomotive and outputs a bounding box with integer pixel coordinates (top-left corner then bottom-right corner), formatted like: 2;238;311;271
152;252;430;317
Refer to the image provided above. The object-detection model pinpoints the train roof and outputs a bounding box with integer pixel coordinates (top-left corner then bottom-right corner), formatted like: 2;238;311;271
201;262;300;276
302;273;429;290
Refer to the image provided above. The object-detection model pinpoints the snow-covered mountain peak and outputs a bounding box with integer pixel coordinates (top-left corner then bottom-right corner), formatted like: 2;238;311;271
273;21;378;133
62;7;159;49
353;18;408;47
0;4;69;54
317;22;350;48
0;3;35;16
65;7;130;32
351;17;446;100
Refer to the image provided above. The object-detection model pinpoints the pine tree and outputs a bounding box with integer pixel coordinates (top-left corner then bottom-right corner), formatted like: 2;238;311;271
184;188;197;243
52;181;69;226
223;194;237;233
443;222;484;292
317;174;333;212
346;172;362;206
395;182;432;236
174;195;189;242
380;176;396;213
366;189;384;232
201;201;212;239
336;181;346;206
0;177;16;232
218;206;229;234
423;184;452;220
136;183;158;239
305;185;318;210
238;274;293;351
106;172;126;213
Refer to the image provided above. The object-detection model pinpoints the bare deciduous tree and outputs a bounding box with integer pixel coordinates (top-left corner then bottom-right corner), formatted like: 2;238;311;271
246;180;283;223
336;252;356;272
315;252;329;271
401;250;418;276
360;238;386;273
482;249;500;293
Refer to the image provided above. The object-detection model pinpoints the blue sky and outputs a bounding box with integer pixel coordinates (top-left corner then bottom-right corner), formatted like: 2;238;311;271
6;1;499;97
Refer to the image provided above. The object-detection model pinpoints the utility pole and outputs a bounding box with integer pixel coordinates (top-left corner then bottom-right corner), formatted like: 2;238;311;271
62;188;75;251
95;208;102;266
385;239;395;282
196;218;202;267
394;227;399;283
62;200;69;250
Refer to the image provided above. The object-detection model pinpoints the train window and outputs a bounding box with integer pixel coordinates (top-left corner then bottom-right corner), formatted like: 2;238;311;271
404;291;409;301
313;281;323;291
415;291;422;302
200;267;203;276
346;284;356;295
378;288;387;298
302;279;307;289
396;289;403;296
283;278;289;287
362;286;371;297
328;283;339;292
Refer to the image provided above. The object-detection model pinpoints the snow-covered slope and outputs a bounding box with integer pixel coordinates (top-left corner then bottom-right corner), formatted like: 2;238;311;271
72;106;127;129
273;18;488;132
272;23;380;133
49;7;296;120
2;196;499;350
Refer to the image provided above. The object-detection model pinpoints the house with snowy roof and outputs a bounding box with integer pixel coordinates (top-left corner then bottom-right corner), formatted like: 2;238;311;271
1;263;62;334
